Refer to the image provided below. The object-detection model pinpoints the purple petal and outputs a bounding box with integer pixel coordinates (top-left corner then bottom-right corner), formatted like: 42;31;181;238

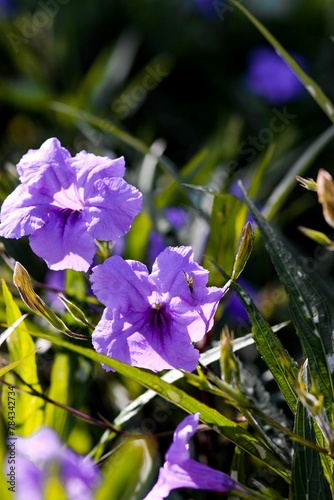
166;413;199;463
14;427;100;500
144;413;242;500
84;177;143;240
92;307;200;372
29;209;96;271
0;184;50;238
151;246;208;300
16;457;43;500
90;256;151;310
145;459;239;499
72;151;126;188
16;427;62;461
62;449;101;500
17;138;73;192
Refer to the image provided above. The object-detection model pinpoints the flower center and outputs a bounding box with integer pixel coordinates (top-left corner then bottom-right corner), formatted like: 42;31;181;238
52;184;84;211
148;303;171;335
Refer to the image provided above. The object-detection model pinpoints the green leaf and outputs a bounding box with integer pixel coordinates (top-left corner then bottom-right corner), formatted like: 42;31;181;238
290;403;332;500
229;0;334;123
0;349;39;378
239;184;334;415
298;227;334;248
1;279;44;436
27;329;291;482
233;281;299;413
210;264;299;413
96;438;156;500
263;126;334;220
44;352;72;439
205;194;245;285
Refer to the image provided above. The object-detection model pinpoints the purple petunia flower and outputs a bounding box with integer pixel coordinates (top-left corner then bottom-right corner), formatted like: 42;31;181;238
91;246;223;372
244;46;306;103
9;427;100;500
143;413;245;499
0;138;142;272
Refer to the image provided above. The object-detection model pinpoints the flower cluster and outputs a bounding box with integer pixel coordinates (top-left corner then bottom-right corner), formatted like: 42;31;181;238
0;138;223;373
0;141;234;496
10;427;100;500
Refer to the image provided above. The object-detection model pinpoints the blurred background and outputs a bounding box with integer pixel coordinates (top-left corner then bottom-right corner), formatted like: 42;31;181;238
1;2;334;493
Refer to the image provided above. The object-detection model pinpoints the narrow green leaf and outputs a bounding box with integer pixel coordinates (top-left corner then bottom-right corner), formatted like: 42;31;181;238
205;194;244;285
27;329;290;481
298;227;334;248
239;184;334;415
1;279;44;436
0;349;39;378
229;0;334;123
44;352;72;439
263;126;334;220
96;438;156;500
211;264;299;413
290;403;332;500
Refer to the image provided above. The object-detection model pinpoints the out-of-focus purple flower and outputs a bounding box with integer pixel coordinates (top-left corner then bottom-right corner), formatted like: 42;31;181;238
143;413;245;499
10;427;100;500
147;230;167;268
91;246;223;372
0;138;142;272
164;207;188;230
44;269;66;312
0;0;14;17
244;46;306;103
224;278;258;326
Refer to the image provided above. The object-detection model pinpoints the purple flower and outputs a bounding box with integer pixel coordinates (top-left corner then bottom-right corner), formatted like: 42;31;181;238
0;138;142;272
10;427;100;500
144;413;244;499
164;207;188;230
244;46;306;103
91;246;223;372
147;230;167;268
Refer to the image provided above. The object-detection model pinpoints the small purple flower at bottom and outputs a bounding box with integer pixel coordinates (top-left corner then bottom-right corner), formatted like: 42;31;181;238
91;246;223;372
9;427;100;500
0;138;142;272
144;413;245;499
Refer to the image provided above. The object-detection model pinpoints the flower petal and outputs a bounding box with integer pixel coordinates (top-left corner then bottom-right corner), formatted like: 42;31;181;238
84;177;143;240
0;184;49;238
92;307;199;372
17;137;73;192
144;413;242;500
29;209;95;271
144;459;240;500
90;256;150;310
72;151;126;188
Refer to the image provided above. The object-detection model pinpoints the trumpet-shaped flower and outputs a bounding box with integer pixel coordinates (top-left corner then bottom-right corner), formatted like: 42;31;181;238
143;413;244;499
91;246;223;372
0;138;142;271
9;427;100;500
